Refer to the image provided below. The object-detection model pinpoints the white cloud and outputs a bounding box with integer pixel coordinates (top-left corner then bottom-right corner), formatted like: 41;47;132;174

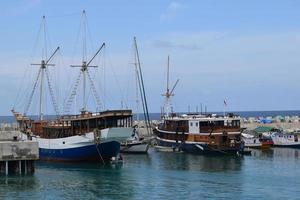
138;30;300;111
3;30;300;114
160;2;184;21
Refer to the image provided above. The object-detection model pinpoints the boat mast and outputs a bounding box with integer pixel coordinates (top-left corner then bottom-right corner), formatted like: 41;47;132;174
31;47;60;120
70;43;105;112
162;56;179;117
134;50;140;121
69;10;104;112
39;60;44;120
64;10;105;113
26;15;60;120
133;37;151;135
82;10;87;110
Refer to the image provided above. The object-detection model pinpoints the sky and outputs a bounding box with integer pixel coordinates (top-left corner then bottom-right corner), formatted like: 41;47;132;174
1;0;300;115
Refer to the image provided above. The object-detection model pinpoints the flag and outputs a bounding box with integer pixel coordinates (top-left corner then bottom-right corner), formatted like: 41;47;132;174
224;99;227;106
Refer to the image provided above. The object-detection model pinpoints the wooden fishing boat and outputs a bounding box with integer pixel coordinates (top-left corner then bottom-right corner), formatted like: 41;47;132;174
154;114;244;155
13;110;133;162
12;12;133;162
154;55;243;155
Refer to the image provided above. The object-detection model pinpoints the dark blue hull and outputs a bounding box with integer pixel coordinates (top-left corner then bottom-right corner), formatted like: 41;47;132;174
39;141;120;162
273;144;300;149
157;138;241;155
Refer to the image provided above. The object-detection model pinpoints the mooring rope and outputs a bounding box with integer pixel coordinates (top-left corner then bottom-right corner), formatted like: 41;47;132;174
95;143;105;164
94;129;105;164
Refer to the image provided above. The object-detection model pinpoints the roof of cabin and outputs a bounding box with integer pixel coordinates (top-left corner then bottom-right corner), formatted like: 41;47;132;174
163;115;240;122
60;109;132;121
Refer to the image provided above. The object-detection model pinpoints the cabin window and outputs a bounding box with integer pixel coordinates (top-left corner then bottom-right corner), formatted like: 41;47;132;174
228;120;240;127
200;121;209;127
215;121;224;127
190;122;193;127
195;122;198;127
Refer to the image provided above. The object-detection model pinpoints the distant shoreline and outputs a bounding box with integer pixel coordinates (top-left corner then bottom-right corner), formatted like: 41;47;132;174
2;110;300;123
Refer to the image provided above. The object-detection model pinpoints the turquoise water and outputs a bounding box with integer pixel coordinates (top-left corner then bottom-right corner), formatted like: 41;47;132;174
0;148;300;199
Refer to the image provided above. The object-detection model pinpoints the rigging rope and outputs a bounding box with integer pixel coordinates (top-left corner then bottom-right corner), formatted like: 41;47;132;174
86;69;102;111
63;71;82;114
24;68;41;115
45;68;60;116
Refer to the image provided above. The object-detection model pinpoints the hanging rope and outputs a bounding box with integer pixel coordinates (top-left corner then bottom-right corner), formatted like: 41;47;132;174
93;129;105;164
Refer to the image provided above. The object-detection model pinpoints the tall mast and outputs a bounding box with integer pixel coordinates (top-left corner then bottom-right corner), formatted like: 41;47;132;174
29;15;60;120
70;43;105;112
167;55;170;96
40;16;46;120
82;10;87;111
133;37;151;135
70;10;104;112
31;47;60;120
162;56;179;117
134;49;140;121
64;10;103;114
39;60;44;120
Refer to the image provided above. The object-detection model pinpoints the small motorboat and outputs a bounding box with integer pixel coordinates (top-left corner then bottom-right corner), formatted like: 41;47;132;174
120;127;149;154
242;133;262;148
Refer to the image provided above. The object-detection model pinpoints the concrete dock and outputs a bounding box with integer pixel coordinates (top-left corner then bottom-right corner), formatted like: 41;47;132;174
0;130;39;175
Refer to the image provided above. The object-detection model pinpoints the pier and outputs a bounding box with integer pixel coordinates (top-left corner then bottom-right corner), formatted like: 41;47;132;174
0;129;39;175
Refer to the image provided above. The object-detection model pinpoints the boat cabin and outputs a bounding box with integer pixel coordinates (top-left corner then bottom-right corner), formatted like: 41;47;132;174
160;114;241;134
14;110;133;139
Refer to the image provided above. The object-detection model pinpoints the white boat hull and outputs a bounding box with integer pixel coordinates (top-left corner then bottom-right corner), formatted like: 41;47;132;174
271;133;300;148
28;127;134;161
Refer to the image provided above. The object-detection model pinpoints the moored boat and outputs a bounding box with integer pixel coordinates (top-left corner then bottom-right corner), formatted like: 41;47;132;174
153;55;244;155
154;113;244;155
120;37;151;154
242;132;262;148
241;131;273;149
12;12;134;162
13;110;134;162
271;132;300;148
120;140;150;154
120;125;150;154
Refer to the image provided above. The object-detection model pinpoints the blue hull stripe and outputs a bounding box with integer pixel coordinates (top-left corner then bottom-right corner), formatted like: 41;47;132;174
39;141;120;161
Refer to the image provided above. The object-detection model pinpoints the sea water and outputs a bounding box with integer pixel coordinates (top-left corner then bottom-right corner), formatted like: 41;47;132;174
0;148;299;199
